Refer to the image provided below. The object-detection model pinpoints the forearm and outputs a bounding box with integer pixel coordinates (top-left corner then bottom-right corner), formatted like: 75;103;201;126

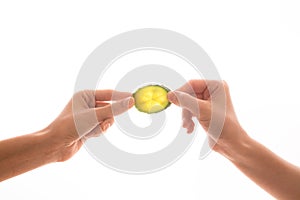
220;132;300;199
0;129;60;182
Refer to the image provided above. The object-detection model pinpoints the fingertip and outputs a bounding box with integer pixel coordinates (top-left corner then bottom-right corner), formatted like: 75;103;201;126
182;118;195;134
187;123;195;134
103;124;109;132
110;97;135;117
106;117;114;125
100;124;107;133
187;128;193;134
167;91;177;104
106;123;111;130
101;118;114;132
128;97;135;108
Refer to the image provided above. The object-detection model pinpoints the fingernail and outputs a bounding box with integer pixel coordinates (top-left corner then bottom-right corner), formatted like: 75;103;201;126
121;97;133;108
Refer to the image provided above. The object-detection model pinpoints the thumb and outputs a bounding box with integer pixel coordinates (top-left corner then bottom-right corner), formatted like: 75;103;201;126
95;97;135;121
168;91;206;118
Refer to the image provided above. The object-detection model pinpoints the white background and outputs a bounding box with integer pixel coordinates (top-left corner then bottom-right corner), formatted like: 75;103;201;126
1;0;300;199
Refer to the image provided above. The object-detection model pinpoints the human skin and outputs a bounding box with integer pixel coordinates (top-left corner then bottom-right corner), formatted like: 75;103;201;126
167;80;300;200
0;90;134;182
1;81;300;199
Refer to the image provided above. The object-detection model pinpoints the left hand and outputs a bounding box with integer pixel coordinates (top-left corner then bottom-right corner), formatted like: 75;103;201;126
46;90;134;162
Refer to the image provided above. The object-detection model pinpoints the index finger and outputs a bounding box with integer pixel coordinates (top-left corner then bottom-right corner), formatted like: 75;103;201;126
94;90;132;101
95;97;135;121
176;80;223;100
168;91;201;117
176;80;208;95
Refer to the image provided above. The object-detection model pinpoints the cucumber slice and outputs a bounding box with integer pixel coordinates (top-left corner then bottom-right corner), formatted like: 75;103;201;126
133;85;171;114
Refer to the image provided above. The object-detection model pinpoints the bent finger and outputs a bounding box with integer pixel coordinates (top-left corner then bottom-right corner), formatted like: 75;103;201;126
176;80;208;95
100;118;115;132
182;108;195;133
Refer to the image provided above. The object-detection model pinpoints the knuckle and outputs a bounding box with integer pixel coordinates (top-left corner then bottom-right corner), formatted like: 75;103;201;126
73;90;95;107
188;79;195;85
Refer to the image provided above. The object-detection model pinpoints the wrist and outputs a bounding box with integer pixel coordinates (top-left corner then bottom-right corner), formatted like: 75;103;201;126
215;129;254;164
36;127;63;163
43;123;83;162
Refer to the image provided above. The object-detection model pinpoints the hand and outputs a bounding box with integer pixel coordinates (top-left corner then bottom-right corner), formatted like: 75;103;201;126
46;90;134;162
167;80;248;154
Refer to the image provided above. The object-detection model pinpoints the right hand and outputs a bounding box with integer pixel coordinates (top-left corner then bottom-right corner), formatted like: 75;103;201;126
167;80;248;153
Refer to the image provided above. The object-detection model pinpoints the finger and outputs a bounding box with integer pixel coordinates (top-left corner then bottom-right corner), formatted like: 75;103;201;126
186;120;195;134
168;91;206;118
182;108;193;121
94;90;132;101
83;124;101;138
176;80;223;100
176;80;208;95
100;118;114;133
183;118;195;133
84;118;115;138
96;101;110;107
182;108;192;128
95;97;135;121
182;108;195;133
